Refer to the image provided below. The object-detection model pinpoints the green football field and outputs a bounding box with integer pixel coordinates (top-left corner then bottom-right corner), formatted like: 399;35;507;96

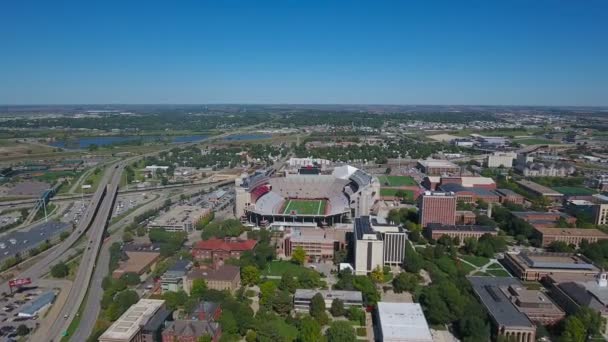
377;175;417;186
282;199;327;215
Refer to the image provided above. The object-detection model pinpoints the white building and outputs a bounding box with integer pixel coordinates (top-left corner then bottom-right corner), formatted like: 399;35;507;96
353;216;406;275
375;302;433;342
487;152;517;168
148;205;211;232
99;299;165;342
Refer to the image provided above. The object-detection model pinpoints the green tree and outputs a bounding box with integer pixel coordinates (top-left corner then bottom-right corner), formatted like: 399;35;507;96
119;272;140;285
122;232;134;243
198;335;212;342
51;262;69;278
403;243;423;273
219;311;238;335
548;241;574;253
330;298;345;317
241;265;260;286
346;307;366;326
272;290;293;316
392;272;419;293
370;265;384;283
299;316;322;342
16;324;29;336
191;278;207;299
279;271;298;294
245;330;257;342
292;246;307;265
259;281;277;308
310;292;328;325
325;321;356;342
561;316;586;342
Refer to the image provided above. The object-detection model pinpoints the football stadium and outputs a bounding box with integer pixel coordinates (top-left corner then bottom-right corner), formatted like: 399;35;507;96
237;165;378;227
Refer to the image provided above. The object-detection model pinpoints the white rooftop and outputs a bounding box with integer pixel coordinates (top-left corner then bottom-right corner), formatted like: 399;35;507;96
377;302;433;342
461;176;496;187
99;299;164;341
332;165;358;180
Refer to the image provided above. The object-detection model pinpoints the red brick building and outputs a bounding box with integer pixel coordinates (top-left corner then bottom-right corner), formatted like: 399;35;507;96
511;211;577;229
192;238;257;262
495;188;525;205
162;320;221;342
419;191;456;228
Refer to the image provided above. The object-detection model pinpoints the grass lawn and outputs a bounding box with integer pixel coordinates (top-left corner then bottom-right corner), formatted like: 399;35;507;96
82;168;104;193
486;269;512;277
282;199;327;215
471;271;490;276
379;188;414;199
459;262;476;274
514;138;560;145
552;186;596;196
460;255;490;267
522;281;542;290
377;175;417;186
34;170;81;184
262;260;310;277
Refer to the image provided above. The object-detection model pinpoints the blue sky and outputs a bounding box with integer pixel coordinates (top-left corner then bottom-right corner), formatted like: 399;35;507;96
1;1;607;106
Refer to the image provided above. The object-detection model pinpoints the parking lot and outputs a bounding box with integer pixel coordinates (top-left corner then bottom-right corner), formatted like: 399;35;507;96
0;213;21;230
59;200;88;225
0;221;71;265
112;193;152;218
0;286;52;341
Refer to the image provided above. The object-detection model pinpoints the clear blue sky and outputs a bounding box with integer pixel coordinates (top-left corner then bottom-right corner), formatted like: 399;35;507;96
1;1;607;106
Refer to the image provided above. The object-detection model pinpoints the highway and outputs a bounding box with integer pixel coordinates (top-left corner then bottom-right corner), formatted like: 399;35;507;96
45;163;124;341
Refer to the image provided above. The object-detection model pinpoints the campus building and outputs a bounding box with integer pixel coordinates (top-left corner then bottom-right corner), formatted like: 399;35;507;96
418;191;456;227
353;216;407;275
185;264;241;293
99;299;166;342
502;252;600;281
148;205;212;232
487;152;517;168
438;183;500;204
494;188;525;205
516;180;564;202
511;211;576;229
191;238;257;262
534;227;608;247
375;302;433;342
416;159;460;176
425;224;498;243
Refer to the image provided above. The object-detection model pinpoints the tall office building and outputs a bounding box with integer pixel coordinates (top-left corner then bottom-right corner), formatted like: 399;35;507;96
353;216;407;275
419;191;456;228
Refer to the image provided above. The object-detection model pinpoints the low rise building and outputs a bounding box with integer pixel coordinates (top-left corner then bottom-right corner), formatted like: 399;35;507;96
148;205;211;232
516;180;564;202
185;264;241;293
99;299;166;342
495;188;525;205
416;159;460;176
426;224;498;243
186;301;221;322
440;176;497;190
455;210;476;225
112;251;161;280
293;289;362;312
160;260;192;293
503;252;600;281
162;320;221;342
439;183;500;204
487;152;517;168
282;227;347;261
375;302;433;342
17;291;56;318
192;238;257;262
511;211;576;229
534;227;608;247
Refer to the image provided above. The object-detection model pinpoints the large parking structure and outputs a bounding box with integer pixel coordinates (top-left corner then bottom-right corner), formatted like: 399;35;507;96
282;199;327;216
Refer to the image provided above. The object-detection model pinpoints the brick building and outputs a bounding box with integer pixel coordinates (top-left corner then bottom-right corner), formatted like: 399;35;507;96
418;191;456;228
192;238;257;262
534;227;608;247
426;224;498;243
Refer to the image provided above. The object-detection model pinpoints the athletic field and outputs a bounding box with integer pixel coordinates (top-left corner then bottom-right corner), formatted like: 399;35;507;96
377;175;417;186
282;199;327;215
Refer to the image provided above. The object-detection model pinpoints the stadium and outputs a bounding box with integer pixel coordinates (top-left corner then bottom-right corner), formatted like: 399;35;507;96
237;165;378;227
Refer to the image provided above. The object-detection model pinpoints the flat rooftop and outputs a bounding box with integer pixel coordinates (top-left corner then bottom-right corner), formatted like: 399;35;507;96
516;180;563;196
376;302;433;342
417;159;459;168
149;205;210;227
99;299;165;341
468;277;535;329
294;289;362;302
428;224;497;233
516;252;599;271
535;227;608;238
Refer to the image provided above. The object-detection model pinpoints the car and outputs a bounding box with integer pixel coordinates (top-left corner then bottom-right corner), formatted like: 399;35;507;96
64;314;69;319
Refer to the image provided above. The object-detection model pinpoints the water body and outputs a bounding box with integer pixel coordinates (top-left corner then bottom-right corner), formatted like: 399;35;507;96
49;134;209;149
223;133;272;141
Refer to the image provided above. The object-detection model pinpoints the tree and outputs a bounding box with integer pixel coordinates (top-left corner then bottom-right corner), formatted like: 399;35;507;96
259;281;277;308
198;335;212;342
241;265;260;286
561;316;586;342
292;246;307;265
120;272;140;285
330;298;345;317
16;324;29;336
219;311;238;335
346;307;366;326
370;265;384;283
245;330;257;342
310;292;328;325
272;290;293;316
122;232;134;243
403;243;423;273
392;272;419;293
548;241;574;253
51;262;69;278
299;316;322;342
191;278;207;299
279;271;297;294
325;321;356;342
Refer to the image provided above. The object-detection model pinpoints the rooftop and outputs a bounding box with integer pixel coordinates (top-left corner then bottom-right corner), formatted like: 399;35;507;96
188;264;240;282
99;299;165;341
427;223;497;233
468;277;535;329
439;183;498;196
516;180;563;196
294;289;363;302
417;159;459;168
515;252;599;271
115;251;160;274
376;302;433;342
193;238;257;252
354;216;380;241
535;227;608;238
18;291;56;316
495;188;523;197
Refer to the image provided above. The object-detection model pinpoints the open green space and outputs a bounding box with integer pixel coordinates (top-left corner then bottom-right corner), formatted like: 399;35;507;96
514;138;560;145
379;188;414;199
459;262;476;274
262;260;311;277
282;199;327;215
377;175;417;186
33;170;81;184
471;271;490;276
552;186;596;196
486;269;511;277
460;255;490;267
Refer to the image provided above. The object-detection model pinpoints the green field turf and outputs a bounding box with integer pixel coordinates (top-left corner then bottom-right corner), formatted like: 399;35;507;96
377;175;417;186
552;186;596;196
379;188;414;199
282;199;327;215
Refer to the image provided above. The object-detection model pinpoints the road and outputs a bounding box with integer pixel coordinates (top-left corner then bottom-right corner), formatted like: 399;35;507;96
44;164;124;341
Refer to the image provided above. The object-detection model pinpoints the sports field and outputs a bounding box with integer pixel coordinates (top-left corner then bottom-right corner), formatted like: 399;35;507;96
377;175;417;186
379;188;414;200
282;199;327;215
552;186;596;196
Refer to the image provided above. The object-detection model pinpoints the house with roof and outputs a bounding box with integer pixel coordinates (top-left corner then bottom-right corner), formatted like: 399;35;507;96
161;320;221;342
